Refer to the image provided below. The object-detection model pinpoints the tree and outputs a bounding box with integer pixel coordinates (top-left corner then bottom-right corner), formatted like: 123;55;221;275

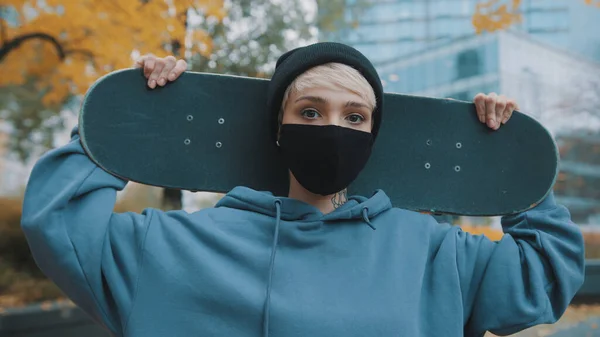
0;0;224;159
1;0;224;104
552;79;600;128
0;80;65;161
188;0;314;77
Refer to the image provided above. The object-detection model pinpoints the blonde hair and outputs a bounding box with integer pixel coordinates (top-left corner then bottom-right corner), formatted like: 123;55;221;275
280;63;377;113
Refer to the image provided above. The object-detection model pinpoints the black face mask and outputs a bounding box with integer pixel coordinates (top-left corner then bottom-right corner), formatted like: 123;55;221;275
278;124;374;196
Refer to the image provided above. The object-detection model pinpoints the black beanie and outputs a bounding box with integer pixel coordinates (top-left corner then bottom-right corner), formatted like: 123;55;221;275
267;42;384;140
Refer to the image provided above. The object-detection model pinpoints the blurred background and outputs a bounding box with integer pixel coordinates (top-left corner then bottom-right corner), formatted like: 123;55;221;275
0;0;599;336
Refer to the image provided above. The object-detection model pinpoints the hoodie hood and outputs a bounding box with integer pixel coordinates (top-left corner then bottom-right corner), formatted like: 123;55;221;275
216;186;392;223
215;186;392;337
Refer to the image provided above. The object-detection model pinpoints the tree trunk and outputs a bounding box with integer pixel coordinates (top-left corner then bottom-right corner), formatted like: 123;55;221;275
161;188;183;211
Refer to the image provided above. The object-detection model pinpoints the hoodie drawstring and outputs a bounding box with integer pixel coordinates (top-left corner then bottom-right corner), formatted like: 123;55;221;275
362;207;376;230
263;200;282;337
262;202;374;336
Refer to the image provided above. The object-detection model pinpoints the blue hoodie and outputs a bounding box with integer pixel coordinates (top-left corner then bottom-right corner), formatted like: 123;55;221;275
21;127;585;337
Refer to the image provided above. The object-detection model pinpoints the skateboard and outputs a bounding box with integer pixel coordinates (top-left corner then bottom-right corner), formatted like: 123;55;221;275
79;69;559;216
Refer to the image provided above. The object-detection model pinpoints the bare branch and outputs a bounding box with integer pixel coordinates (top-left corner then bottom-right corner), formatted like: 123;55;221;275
0;32;66;62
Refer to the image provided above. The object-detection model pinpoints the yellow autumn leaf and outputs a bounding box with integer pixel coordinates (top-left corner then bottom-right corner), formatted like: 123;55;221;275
472;0;522;34
1;0;226;106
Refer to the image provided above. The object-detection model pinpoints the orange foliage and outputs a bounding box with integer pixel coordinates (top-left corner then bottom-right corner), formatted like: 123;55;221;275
472;0;522;34
0;0;225;106
460;225;504;241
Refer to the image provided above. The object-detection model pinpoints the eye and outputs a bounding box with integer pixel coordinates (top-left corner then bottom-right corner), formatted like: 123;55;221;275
301;108;321;119
347;114;365;124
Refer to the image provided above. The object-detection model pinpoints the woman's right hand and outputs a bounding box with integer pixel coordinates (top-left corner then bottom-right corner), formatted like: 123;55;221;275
134;54;188;89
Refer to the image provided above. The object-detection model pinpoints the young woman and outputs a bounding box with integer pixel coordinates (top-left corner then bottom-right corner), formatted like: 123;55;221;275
21;42;584;337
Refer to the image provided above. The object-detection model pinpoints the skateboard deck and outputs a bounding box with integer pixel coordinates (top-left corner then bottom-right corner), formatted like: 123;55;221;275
79;69;559;216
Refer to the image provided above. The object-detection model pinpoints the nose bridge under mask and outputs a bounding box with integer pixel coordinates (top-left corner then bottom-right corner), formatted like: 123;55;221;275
323;109;344;127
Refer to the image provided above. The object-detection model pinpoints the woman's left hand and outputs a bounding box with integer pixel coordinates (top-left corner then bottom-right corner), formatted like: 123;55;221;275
473;93;519;130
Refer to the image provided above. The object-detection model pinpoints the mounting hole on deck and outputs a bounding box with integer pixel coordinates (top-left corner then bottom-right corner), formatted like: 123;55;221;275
184;139;191;145
454;165;461;172
425;162;431;169
456;142;462;149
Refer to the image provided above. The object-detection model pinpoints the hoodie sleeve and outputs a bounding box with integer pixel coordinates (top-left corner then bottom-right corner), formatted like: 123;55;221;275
20;126;150;335
457;192;585;336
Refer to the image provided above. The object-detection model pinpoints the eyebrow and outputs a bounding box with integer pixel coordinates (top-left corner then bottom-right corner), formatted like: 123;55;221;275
345;101;370;109
294;96;329;104
295;95;371;110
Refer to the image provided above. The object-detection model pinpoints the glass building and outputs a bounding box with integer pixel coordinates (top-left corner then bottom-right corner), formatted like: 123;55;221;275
376;33;499;100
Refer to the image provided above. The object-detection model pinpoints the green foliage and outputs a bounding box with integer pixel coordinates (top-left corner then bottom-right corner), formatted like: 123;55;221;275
0;81;70;162
188;0;314;77
187;0;372;76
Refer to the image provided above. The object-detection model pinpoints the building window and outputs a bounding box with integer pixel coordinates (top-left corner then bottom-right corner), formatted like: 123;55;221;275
455;48;482;80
